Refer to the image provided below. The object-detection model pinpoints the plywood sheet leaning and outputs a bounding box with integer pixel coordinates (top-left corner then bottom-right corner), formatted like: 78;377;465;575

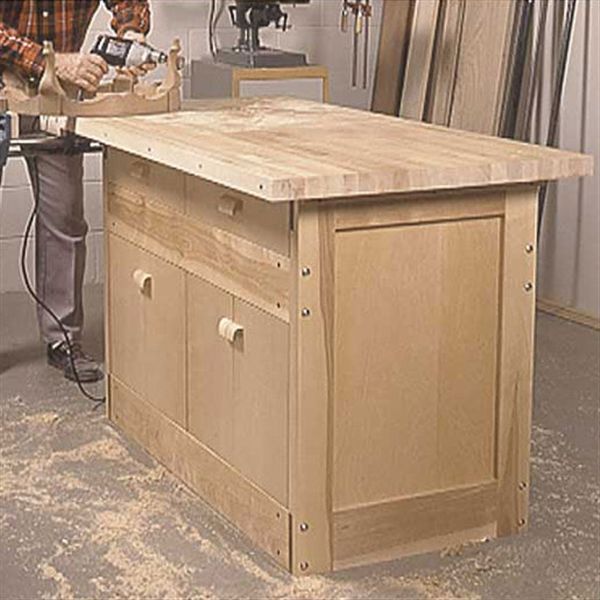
448;0;517;135
371;0;414;115
399;0;441;120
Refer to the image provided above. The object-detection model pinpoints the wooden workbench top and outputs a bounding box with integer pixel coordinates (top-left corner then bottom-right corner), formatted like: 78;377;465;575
76;97;592;202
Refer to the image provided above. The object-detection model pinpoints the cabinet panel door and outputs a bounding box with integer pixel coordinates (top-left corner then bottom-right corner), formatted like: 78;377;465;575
109;234;145;396
333;218;501;509
187;275;234;458
109;234;185;425
233;300;289;505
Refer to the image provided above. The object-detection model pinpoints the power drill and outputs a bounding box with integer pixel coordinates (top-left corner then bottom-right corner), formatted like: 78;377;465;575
91;35;168;68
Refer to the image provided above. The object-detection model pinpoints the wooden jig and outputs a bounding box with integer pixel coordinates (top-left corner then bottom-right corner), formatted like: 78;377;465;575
0;39;183;118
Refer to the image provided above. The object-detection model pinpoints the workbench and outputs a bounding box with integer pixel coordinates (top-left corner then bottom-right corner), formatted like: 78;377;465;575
76;97;592;574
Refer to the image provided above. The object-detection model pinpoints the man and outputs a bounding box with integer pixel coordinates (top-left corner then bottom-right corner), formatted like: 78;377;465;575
0;1;151;382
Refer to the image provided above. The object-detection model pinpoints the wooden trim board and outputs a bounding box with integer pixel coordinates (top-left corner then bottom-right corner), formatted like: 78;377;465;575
496;186;538;535
333;481;497;569
536;298;600;331
109;377;291;569
400;0;441;120
372;0;415;115
288;202;336;574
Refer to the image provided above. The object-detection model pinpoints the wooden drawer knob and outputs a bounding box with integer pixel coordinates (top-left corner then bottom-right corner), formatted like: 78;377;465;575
217;195;242;218
132;269;152;295
218;317;243;343
131;161;150;180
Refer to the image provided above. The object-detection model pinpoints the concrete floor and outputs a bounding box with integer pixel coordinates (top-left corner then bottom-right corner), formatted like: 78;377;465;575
1;286;599;600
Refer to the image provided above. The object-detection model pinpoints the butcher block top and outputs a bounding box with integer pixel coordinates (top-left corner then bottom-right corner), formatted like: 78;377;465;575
76;96;592;202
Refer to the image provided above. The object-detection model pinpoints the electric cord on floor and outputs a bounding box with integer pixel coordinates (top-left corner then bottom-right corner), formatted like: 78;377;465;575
21;155;105;407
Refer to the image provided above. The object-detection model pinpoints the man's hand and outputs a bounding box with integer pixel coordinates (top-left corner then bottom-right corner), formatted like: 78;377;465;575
54;53;108;93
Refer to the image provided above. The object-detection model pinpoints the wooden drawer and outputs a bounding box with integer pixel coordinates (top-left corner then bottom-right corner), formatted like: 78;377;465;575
187;274;289;505
107;148;185;214
186;176;290;256
108;234;185;426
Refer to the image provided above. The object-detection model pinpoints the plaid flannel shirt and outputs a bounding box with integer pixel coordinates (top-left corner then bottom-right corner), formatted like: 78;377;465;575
0;0;150;82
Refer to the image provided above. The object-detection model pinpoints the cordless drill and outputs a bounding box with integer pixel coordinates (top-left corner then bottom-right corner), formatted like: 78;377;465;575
91;34;168;69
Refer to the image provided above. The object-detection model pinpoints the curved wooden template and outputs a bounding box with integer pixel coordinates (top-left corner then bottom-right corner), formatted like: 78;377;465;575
1;38;182;118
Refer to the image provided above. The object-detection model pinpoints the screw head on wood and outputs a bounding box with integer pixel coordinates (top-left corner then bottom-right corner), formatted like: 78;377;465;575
518;518;526;526
301;267;311;277
299;561;309;571
523;282;533;292
525;244;535;254
301;308;311;317
519;481;528;490
299;522;309;532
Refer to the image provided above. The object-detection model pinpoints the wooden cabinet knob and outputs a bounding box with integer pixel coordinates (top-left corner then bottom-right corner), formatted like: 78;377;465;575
132;269;152;295
217;195;242;218
218;317;243;343
131;161;150;180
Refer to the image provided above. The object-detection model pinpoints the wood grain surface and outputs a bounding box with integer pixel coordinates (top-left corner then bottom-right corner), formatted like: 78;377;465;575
76;97;592;202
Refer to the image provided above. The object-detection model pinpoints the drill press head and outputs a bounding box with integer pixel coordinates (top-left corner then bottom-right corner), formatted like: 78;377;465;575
216;0;311;68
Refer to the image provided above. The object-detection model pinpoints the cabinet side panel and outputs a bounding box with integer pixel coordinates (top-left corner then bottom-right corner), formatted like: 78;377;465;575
333;218;502;508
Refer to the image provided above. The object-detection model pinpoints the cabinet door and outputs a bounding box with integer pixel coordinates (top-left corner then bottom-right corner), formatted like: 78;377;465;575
233;300;289;506
187;274;234;460
109;234;185;425
187;275;289;505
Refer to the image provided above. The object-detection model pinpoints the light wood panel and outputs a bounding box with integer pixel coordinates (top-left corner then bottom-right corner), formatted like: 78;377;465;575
333;217;502;509
496;187;538;536
400;0;441;120
372;0;414;115
76;97;592;202
449;0;516;134
110;377;290;568
333;481;497;569
109;234;185;426
107;183;290;321
186;175;290;256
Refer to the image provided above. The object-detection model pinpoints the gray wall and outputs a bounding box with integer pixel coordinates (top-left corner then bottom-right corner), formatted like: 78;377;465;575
537;0;599;320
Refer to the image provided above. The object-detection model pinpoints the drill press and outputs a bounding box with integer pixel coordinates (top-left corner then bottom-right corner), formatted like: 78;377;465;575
215;0;310;68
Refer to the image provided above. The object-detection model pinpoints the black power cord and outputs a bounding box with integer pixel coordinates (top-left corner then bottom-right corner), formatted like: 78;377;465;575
21;149;105;407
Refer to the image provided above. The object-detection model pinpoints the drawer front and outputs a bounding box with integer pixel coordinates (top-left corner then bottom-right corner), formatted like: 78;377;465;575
187;273;289;505
186;176;290;256
109;234;185;426
107;148;185;214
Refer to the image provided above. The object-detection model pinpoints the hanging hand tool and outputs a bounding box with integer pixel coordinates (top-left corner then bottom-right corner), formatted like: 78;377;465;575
341;0;372;88
362;0;371;89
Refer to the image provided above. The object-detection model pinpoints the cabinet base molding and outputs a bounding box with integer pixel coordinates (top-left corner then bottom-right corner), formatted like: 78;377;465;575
109;377;291;569
332;482;497;570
